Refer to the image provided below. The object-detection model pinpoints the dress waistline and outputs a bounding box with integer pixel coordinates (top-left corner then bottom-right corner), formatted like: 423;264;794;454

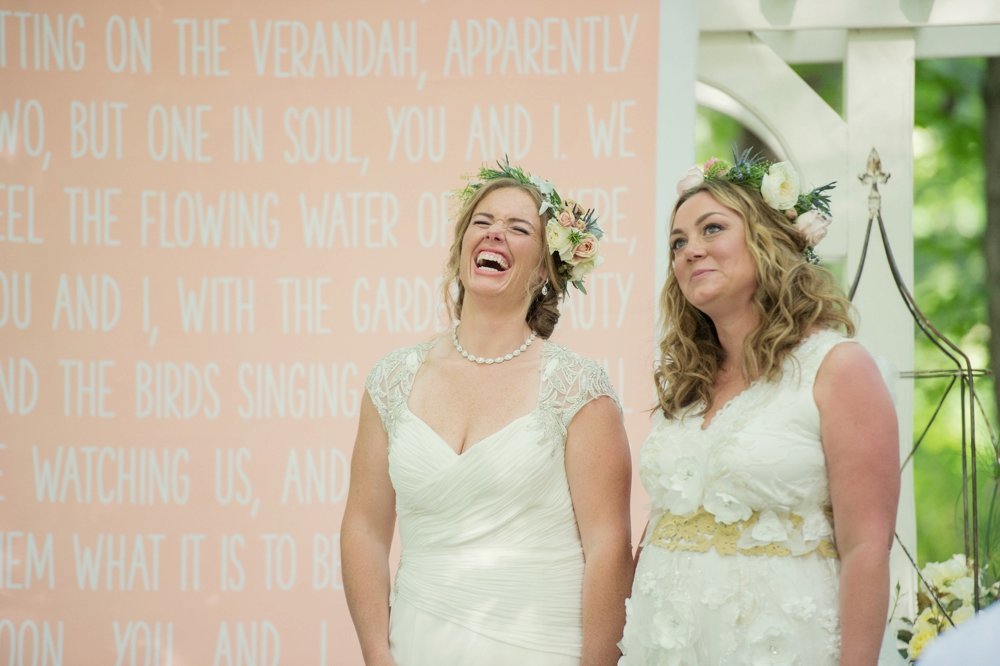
649;507;838;559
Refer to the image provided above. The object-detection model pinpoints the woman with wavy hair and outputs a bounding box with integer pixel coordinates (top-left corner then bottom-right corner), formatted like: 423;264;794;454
342;161;633;665
618;153;900;665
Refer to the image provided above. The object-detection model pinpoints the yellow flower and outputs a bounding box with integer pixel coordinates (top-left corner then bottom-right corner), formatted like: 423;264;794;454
907;628;936;659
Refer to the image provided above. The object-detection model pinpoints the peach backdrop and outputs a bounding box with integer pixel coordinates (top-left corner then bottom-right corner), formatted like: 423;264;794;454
0;1;660;663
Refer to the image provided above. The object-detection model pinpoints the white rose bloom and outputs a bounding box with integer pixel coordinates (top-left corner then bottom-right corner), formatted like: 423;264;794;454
760;161;800;210
923;554;969;590
947;576;975;604
546;221;575;261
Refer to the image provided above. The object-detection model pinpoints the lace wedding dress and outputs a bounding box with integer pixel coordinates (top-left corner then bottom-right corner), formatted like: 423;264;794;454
366;339;618;666
619;330;853;665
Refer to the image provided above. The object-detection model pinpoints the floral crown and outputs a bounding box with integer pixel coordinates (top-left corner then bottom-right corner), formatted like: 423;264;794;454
676;149;836;265
458;158;604;295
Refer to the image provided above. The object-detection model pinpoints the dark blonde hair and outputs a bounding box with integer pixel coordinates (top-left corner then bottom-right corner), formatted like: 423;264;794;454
654;178;855;418
442;178;564;338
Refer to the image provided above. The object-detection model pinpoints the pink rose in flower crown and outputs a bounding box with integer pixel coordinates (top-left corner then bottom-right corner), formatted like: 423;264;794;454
558;209;574;227
676;166;705;195
795;210;832;246
572;233;599;260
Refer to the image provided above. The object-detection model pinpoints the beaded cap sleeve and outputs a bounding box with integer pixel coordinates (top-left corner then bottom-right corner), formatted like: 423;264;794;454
537;342;621;432
364;341;434;437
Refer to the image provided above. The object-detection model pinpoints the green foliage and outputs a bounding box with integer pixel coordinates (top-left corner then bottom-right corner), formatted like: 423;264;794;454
910;58;998;567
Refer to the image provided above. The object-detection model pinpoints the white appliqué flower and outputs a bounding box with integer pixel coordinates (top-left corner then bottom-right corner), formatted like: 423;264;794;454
760;161;800;210
749;509;788;543
800;508;833;542
795;209;832;246
781;596;817;620
748;621;798;666
676;166;705;195
652;608;694;651
659;455;705;516
703;487;752;525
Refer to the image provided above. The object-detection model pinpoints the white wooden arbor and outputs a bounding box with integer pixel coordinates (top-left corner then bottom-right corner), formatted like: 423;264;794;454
655;0;1000;620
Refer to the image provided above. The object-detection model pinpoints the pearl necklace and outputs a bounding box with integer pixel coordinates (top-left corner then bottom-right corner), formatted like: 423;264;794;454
451;325;536;365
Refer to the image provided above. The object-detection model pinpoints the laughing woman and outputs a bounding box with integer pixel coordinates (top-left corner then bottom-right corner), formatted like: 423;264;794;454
341;161;633;666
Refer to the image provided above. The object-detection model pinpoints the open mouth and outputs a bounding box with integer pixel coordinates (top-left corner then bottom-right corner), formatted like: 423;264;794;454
475;250;510;273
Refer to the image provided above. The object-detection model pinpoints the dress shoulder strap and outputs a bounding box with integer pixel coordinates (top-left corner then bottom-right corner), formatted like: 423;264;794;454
788;329;855;388
364;342;431;433
538;342;621;429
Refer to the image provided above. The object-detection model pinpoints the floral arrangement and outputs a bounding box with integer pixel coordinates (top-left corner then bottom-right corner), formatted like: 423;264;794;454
676;149;836;265
896;554;1000;662
459;159;604;295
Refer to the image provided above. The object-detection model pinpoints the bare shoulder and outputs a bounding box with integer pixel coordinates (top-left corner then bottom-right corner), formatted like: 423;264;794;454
814;340;887;402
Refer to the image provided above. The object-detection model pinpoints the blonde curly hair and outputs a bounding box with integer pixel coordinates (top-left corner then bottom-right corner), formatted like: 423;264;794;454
654;179;855;419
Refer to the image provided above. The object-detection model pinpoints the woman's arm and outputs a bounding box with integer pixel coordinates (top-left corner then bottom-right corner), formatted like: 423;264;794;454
815;343;900;666
340;391;398;666
565;396;634;665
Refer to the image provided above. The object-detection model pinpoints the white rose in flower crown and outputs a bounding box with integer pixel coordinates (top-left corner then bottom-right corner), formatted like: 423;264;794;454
676;166;705;195
546;221;576;261
794;210;832;246
760;161;800;210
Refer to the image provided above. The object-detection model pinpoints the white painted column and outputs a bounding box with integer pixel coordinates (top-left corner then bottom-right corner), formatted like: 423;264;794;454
844;30;918;618
656;0;700;293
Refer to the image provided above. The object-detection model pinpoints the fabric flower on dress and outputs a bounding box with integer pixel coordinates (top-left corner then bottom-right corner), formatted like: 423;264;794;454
749;509;788;543
703;489;752;524
652;607;695;652
748;620;798;666
800;508;834;542
781;596;818;621
658;455;705;516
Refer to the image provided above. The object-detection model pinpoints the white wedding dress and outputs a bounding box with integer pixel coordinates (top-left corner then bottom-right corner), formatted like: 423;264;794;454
619;330;853;665
366;339;618;666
